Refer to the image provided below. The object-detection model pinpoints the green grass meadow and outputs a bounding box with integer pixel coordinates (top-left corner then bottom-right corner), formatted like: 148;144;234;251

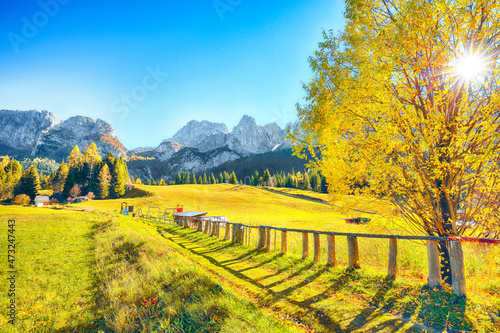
0;184;498;332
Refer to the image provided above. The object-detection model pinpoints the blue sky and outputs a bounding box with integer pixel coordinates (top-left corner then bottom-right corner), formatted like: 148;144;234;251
0;0;345;149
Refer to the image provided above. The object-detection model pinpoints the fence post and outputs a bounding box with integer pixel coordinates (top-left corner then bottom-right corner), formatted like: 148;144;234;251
232;224;237;242
326;235;336;267
302;232;309;260
197;219;202;232
204;220;209;234
266;228;271;252
281;231;288;255
314;233;320;263
426;240;442;288
224;223;231;240
347;236;360;269
239;226;245;244
247;228;251;246
257;227;265;249
449;240;466;297
387;238;398;279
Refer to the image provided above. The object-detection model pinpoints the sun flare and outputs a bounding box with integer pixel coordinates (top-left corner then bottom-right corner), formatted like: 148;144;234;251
452;51;487;83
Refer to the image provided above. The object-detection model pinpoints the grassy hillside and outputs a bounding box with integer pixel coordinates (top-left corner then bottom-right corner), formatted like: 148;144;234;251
0;206;301;332
1;185;498;332
78;185;499;302
79;184;387;230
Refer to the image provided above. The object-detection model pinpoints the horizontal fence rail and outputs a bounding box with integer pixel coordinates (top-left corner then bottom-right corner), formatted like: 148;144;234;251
134;207;500;297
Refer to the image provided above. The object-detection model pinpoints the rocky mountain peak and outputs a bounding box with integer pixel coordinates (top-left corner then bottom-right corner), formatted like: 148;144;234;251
170;119;230;153
0;109;61;151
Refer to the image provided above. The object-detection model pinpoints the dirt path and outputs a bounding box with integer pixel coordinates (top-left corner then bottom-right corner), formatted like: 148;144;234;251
137;217;430;333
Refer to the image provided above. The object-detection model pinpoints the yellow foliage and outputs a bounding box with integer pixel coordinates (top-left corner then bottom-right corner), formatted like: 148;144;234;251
295;0;500;238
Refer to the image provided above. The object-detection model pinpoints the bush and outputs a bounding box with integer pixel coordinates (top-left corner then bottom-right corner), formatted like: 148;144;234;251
86;192;95;200
69;184;81;198
12;194;31;206
49;198;59;205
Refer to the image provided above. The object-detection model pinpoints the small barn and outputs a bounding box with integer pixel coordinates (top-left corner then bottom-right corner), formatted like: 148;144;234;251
35;195;50;207
173;211;208;228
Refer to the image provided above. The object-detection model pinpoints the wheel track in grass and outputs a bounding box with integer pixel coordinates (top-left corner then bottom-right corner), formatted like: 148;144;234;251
135;217;434;333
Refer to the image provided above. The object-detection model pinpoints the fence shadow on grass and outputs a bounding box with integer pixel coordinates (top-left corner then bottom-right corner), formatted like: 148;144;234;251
152;224;438;332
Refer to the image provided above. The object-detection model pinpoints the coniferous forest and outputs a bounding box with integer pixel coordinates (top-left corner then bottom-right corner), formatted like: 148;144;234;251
0;142;129;203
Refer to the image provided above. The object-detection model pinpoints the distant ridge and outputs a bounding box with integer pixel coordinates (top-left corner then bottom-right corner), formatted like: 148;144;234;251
0;109;300;180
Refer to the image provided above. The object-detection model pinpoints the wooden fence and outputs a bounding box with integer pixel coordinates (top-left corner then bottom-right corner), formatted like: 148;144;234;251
137;210;500;297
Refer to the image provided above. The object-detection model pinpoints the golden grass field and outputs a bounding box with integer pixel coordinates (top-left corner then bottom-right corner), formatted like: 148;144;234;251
78;184;499;304
0;184;498;332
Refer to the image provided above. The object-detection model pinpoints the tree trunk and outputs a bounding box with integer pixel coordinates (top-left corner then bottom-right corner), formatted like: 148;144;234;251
436;177;454;287
438;240;452;286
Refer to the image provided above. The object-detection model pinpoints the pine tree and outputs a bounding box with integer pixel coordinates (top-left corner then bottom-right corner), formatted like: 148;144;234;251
159;179;166;186
184;172;190;184
218;173;223;184
135;178;142;185
88;161;102;195
303;172;311;190
203;173;208;184
63;164;80;197
263;169;271;186
253;171;260;186
98;164;111;199
19;165;41;200
192;172;197;184
310;171;322;192
210;173;216;184
175;172;182;184
111;156;128;198
320;174;328;193
198;175;203;184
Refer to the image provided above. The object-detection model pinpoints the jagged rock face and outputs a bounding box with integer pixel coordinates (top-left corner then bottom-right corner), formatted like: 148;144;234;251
0;110;61;151
171;120;230;152
35;116;128;161
128;146;243;181
168;146;243;173
228;115;285;155
154;140;183;161
274;120;301;151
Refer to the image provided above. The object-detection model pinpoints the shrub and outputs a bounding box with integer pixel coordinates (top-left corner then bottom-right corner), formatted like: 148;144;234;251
12;194;31;206
69;184;81;198
86;192;96;200
49;198;59;204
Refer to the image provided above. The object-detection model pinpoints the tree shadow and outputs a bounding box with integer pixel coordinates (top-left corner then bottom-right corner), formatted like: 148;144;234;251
414;288;473;332
150;221;478;332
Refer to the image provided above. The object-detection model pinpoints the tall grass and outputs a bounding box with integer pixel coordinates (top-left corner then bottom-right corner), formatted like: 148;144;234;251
94;215;300;332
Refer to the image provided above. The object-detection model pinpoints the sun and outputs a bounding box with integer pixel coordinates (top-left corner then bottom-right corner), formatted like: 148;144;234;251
451;50;487;83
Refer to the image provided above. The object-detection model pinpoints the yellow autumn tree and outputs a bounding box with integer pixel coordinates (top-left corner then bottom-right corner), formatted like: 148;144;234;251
68;145;81;166
294;0;500;285
83;142;102;164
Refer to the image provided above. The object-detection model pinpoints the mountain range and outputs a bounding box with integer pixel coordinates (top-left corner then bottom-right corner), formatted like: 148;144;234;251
0;109;300;180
